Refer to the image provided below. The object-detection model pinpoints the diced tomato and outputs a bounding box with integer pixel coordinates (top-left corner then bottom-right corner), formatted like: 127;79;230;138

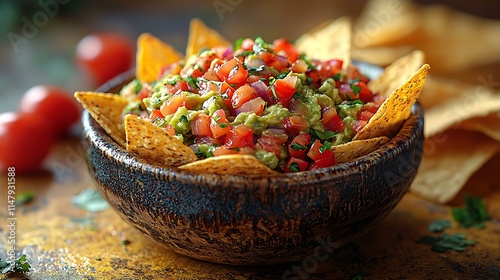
166;80;188;95
288;133;311;158
192;113;213;137
210;109;231;138
202;69;220;81
240;38;255;51
352;120;368;133
149;109;164;120
273;38;301;63
212;145;254;156
273;76;297;106
259;51;275;64
225;124;254;148
163;124;176;136
160;92;186;116
283;115;309;134
291;59;308;73
357;110;374;122
308;59;343;86
137;86;150;100
307;140;335;168
158;62;182;79
257;129;288;157
236;97;266;115
231;84;258;109
246;75;262;84
347;66;370;84
354;81;374;103
284;157;309;173
321;107;345;132
216;58;248;86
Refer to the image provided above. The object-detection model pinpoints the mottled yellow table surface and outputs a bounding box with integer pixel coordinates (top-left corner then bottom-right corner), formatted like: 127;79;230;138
1;137;499;280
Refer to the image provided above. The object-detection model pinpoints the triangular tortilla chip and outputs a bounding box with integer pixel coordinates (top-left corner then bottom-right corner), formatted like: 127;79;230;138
368;50;425;98
74;92;128;148
186;18;230;58
179;155;278;176
124;114;197;166
353;64;430;140
296;17;352;70
411;130;499;204
136;33;183;83
333;136;389;163
460;112;500;142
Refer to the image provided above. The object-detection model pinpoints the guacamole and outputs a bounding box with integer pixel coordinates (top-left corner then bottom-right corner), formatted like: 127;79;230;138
119;37;384;172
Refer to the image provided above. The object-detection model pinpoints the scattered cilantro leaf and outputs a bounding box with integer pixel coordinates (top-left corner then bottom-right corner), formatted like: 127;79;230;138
428;219;452;232
72;188;109;213
452;194;489;228
187;76;198;89
350;84;361;95
0;255;31;274
16;191;34;206
417;233;475;252
247;65;266;75
333;73;342;81
179;115;188;123
349;100;365;106
253;37;271;53
234;37;244;50
299;53;317;70
289;162;300;172
319;141;332;153
121;239;131;246
276;71;290;80
292;92;307;102
290;142;308;151
310;129;336;141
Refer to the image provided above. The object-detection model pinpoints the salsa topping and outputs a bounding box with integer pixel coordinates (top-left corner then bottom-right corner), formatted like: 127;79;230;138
119;37;385;172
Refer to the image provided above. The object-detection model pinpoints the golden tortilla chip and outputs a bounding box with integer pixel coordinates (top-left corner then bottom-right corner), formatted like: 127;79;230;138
354;64;430;141
124;114;197;166
296;17;352;70
74;92;128;148
351;45;414;67
179;155;278;176
333;136;389;163
411;130;499;204
185;18;230;58
136;33;183;83
460;112;500;142
353;0;422;48
424;87;500;137
368;50;425;98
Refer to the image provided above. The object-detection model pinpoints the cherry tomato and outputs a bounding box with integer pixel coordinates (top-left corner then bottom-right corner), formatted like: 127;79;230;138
76;33;134;86
0;112;54;173
19;85;81;136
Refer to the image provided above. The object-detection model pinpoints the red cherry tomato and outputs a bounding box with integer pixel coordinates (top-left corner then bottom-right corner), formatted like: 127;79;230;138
0;112;55;173
76;33;134;86
19;85;82;136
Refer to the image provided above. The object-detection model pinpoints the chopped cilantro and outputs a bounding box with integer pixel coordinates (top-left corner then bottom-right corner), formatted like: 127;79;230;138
428;219;452;232
253;37;270;53
133;79;142;93
289;162;300;172
179;115;188;123
72;188;109;213
121;239;131;246
417;233;475;252
206;146;215;157
1;255;31;274
299;53;317;70
333;73;342;81
290;142;308;151
276;71;290;80
310;129;336;141
349;99;365;106
16;191;34;206
452;194;489;228
234;37;245;50
319;141;332;153
350;84;361;95
305;76;313;85
187;76;198;89
247;65;266;75
292;92;307;102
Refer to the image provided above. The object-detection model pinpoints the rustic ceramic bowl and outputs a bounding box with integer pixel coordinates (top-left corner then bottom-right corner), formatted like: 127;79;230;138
81;63;424;265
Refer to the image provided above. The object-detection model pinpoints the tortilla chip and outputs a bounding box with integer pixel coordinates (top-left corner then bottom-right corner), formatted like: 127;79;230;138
417;75;469;110
74;92;128;148
368;50;425;98
353;0;422;48
460;112;500;142
136;33;183;83
351;45;414;67
424;87;500;137
186;18;230;58
354;64;430;141
179;155;278;176
411;130;499;204
333;136;389;163
124;114;197;166
296;17;352;70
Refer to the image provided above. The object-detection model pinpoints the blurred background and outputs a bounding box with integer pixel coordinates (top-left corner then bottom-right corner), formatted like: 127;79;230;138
0;0;499;112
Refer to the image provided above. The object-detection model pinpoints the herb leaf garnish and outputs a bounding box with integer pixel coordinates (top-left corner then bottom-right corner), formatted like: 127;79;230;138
1;255;31;274
417;233;475;252
452;194;489;228
428;219;452;232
